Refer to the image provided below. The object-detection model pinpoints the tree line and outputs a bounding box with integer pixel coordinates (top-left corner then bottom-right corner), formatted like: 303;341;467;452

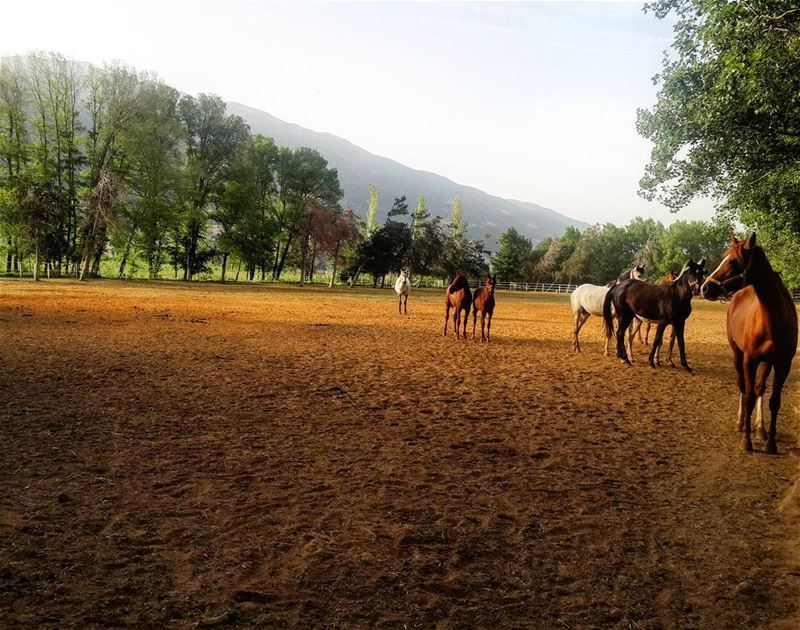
0;52;491;285
491;218;733;285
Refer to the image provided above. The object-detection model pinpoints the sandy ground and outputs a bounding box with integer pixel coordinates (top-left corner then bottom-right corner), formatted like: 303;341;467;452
1;279;799;629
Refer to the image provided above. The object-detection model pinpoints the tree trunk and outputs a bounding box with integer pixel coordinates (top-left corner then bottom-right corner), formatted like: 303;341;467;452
118;231;136;279
274;233;294;281
234;259;242;282
299;234;309;286
79;254;91;282
348;263;363;287
329;241;341;288
33;239;40;281
220;252;228;283
380;274;386;289
308;240;318;284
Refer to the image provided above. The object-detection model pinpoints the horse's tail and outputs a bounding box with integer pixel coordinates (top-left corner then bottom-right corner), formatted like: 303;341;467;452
602;288;615;339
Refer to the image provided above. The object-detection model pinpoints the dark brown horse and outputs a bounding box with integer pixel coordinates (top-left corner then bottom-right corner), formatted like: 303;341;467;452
633;270;679;347
444;272;472;339
603;259;706;371
472;274;496;342
700;233;797;453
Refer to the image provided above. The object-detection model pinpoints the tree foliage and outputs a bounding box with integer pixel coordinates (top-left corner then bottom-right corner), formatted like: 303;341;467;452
638;0;800;284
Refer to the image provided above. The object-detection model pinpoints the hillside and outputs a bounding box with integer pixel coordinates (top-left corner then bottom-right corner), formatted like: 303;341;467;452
226;102;588;246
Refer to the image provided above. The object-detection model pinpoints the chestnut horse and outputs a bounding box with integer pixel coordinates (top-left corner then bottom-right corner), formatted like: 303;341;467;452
700;233;797;453
603;259;706;371
444;272;472;339
472;274;496;342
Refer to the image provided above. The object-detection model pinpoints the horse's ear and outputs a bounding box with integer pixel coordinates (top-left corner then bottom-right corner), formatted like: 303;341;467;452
698;257;706;268
688;257;695;266
746;232;757;248
730;232;739;245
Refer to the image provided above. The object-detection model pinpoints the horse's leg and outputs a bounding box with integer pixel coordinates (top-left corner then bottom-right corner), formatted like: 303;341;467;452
472;307;478;339
636;318;644;344
480;311;487;342
453;306;460;339
404;294;408;315
462;307;469;340
754;362;772;442
654;325;664;366
645;322;651;345
616;313;633;364
741;356;758;451
627;318;641;364
486;312;492;342
574;309;587;352
444;303;450;337
648;322;668;368
733;347;745;431
666;326;677;367
765;365;789;455
673;319;691;372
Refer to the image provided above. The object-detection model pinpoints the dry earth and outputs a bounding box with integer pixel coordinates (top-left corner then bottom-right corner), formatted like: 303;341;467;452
1;279;799;629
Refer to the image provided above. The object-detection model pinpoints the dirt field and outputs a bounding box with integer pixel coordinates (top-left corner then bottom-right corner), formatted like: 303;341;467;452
1;279;799;629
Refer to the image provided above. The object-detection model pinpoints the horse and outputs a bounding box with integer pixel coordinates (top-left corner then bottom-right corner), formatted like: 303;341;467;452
629;269;679;352
700;233;797;453
444;272;472;339
603;258;706;371
472;274;496;342
570;265;647;354
394;270;410;315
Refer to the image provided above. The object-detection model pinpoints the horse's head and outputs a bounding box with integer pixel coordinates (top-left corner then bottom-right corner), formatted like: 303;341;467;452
486;273;497;294
631;264;647;281
700;233;759;300
680;257;707;296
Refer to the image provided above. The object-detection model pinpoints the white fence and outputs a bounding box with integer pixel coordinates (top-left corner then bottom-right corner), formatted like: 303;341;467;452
336;275;800;301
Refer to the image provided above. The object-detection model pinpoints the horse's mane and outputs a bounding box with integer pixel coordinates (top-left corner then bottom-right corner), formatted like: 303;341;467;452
448;272;469;293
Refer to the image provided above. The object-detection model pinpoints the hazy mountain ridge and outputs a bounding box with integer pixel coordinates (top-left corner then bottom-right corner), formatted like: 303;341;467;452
226;102;588;246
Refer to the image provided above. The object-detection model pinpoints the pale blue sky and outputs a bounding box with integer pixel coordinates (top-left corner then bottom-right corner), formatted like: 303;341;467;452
2;1;714;226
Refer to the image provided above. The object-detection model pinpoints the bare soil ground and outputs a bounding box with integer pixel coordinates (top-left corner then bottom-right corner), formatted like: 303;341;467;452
1;279;799;629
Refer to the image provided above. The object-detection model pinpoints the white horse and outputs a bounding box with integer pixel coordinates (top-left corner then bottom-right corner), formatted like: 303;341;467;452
571;266;647;354
394;270;410;314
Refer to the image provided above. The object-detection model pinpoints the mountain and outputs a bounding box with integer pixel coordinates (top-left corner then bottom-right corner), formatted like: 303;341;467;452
226;102;588;247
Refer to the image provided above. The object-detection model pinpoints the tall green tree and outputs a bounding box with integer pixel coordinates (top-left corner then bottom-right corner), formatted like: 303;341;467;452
639;0;800;285
177;93;250;280
492;227;533;281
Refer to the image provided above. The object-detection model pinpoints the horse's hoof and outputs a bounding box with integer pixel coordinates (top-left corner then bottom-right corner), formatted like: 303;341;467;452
765;440;778;455
683;365;693;373
742;438;753;452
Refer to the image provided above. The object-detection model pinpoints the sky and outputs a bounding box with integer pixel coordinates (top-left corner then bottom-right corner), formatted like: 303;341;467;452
1;1;715;227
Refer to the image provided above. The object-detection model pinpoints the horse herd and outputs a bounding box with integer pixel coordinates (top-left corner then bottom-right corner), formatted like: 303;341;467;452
395;233;797;454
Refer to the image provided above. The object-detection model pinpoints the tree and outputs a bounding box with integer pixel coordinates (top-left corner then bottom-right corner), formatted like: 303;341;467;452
356;219;412;287
115;81;185;279
313;207;360;287
0;58;29;182
270;147;342;281
639;0;800;285
178;93;250;280
387;195;409;219
652;220;728;277
492;227;533;281
366;183;379;234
